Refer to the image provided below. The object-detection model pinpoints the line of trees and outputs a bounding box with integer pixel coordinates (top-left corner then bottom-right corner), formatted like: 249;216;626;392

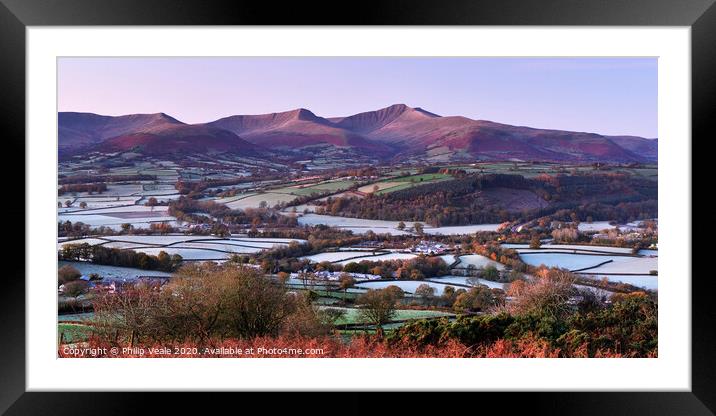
59;243;182;272
58;182;107;195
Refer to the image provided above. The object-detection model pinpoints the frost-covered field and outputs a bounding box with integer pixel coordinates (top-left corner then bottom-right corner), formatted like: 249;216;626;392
580;274;658;290
520;252;657;274
170;242;264;254
520;253;616;271
58;261;171;281
355;280;457;295
57;213;178;229
132;247;232;260
581;256;658;274
335;252;417;266
428;224;501;234
454;254;505;270
295;214;499;236
577;221;651;232
576;221;617;232
296;214;412;234
58;238;111;249
58;204;178;229
62;205;170;215
439;254;457;266
429;275;506;290
97;235;208;244
502;243;634;255
58;235;305;258
59;196;142;211
355;277;505;294
60;235;305;246
100;241;158;249
302;251;382;263
223;193;296;210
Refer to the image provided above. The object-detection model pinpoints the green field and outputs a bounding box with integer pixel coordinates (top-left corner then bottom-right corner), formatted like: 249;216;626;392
58;323;92;344
374;173;453;195
267;179;359;197
324;306;452;325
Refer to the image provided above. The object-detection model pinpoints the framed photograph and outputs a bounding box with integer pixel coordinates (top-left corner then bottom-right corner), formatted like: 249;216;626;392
1;0;711;413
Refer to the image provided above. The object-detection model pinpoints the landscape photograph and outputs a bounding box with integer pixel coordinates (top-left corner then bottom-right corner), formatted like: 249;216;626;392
56;57;658;358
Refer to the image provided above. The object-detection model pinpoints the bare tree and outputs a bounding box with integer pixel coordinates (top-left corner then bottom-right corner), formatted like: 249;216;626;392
356;287;402;332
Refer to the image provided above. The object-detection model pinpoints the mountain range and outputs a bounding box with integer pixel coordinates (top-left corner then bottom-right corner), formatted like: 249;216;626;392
58;104;657;163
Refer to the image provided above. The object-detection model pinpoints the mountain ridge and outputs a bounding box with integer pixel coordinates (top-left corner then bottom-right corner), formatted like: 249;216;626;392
58;104;657;163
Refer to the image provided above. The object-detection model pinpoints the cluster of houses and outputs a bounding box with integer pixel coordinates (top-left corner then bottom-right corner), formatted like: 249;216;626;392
411;240;450;255
58;275;171;295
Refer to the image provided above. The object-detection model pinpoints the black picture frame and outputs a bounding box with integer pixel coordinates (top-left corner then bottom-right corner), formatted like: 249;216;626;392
0;0;710;414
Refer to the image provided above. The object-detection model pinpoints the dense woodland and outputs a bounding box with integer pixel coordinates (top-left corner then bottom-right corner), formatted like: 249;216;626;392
58;174;156;185
317;173;657;226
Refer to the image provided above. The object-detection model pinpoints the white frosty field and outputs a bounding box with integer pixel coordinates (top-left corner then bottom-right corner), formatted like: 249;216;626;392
502;243;634;255
296;214;499;236
520;253;616;271
224;193;296;210
427;224;501;234
335;252;417;266
302;251;382;263
576;221;617;232
355;277;505;294
439;254;457;265
100;241;158;249
581;256;658;274
580;274;658;290
58;236;304;256
171;242;264;254
429;275;506;290
58;261;171;281
98;235;209;244
355;280;457;295
297;214;410;231
58;238;111;249
519;251;657;274
454;254;505;270
57;213;178;229
132;247;231;260
59;196;142;211
61;205;170;215
58;204;178;230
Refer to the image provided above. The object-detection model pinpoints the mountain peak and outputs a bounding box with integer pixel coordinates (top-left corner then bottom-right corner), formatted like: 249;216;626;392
331;104;433;133
285;108;319;121
385;103;409;111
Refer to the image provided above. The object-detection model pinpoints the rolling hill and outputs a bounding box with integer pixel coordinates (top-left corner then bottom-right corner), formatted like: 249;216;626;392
59;112;257;157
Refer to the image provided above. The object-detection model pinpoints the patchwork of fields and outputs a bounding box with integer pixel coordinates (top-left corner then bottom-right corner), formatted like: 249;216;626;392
507;243;658;291
59;235;306;261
